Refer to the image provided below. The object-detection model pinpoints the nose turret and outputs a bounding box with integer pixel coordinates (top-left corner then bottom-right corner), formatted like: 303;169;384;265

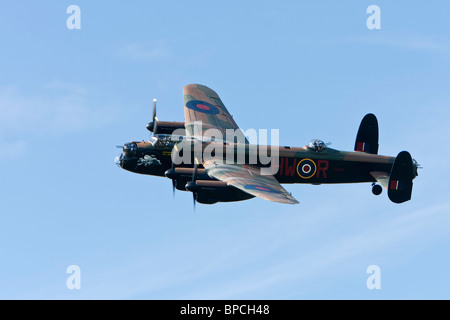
114;142;139;170
114;153;123;168
123;142;138;157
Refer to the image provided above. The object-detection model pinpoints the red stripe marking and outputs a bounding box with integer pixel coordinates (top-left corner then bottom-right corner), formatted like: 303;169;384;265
390;179;398;190
356;142;365;152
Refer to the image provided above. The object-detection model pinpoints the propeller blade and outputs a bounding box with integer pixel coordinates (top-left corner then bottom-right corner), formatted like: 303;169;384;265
192;160;198;182
168;150;178;198
153;120;159;136
148;98;158;138
193;193;196;211
152;99;157;123
191;158;199;210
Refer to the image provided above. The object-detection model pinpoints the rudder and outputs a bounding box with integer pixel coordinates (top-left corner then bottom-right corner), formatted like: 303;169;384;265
355;113;379;154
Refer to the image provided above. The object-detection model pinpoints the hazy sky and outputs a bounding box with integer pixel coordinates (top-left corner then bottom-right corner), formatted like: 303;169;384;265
1;1;450;299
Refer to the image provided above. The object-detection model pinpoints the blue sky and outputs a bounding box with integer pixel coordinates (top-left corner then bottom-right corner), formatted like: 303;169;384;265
1;1;450;299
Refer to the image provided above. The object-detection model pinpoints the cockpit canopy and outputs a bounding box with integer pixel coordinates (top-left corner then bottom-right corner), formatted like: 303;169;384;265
308;139;327;152
149;134;229;148
149;134;183;148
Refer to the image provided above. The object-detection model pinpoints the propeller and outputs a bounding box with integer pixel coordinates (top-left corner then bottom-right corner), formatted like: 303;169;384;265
153;118;158;137
192;160;198;182
170;161;176;197
192;161;198;210
164;163;177;197
172;178;177;197
152;99;158;136
165;144;180;198
185;158;199;210
193;192;197;211
152;98;157;123
146;98;159;137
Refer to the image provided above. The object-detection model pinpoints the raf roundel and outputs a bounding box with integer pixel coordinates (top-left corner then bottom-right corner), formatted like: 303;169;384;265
186;100;221;115
297;159;317;179
244;184;278;194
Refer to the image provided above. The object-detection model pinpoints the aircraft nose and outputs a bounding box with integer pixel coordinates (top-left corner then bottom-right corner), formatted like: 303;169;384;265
114;153;123;168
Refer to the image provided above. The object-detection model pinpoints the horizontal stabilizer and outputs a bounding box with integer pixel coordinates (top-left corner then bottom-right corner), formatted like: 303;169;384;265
388;151;414;204
355;113;379;154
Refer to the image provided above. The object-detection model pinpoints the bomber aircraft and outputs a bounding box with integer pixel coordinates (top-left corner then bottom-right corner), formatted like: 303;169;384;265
116;84;419;205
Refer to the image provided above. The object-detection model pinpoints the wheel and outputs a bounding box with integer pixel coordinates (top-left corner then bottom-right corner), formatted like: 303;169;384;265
372;184;382;196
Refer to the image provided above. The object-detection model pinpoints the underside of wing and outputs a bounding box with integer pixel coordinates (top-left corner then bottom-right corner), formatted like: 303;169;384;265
205;161;299;204
370;171;390;189
183;84;248;143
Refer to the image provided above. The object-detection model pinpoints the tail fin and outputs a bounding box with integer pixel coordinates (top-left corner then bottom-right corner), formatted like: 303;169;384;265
388;151;414;204
355;114;379;154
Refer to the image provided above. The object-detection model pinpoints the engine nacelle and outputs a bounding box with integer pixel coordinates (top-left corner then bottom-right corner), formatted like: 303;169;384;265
165;167;207;180
146;121;185;135
165;167;209;191
185;180;254;204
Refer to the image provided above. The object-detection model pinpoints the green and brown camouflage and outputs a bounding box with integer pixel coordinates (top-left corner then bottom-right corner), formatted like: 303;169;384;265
116;84;419;205
184;84;248;144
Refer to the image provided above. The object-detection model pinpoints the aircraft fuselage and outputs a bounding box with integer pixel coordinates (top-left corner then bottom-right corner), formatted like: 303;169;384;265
116;138;396;185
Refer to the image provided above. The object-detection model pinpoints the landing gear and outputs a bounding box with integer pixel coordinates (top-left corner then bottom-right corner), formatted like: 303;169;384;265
372;184;382;196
